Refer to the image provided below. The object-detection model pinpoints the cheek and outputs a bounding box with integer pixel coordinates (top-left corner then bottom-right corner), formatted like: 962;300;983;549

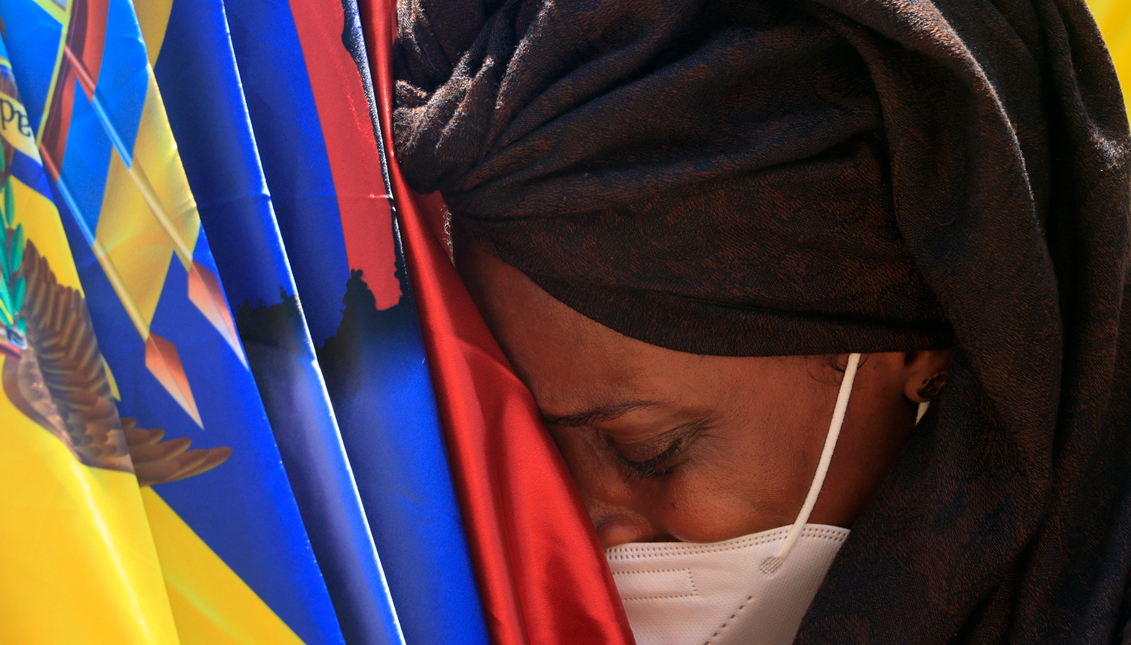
650;399;828;542
647;472;753;543
647;448;806;543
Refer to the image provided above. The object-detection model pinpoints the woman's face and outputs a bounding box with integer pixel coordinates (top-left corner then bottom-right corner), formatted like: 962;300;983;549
455;239;946;548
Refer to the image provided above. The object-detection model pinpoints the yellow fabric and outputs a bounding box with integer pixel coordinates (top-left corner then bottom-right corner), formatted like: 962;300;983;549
6;179;81;293
1089;0;1131;116
134;0;175;68
141;489;306;645
0;25;298;643
0;400;180;645
0;57;179;642
130;71;201;272
93;72;201;338
94;148;171;336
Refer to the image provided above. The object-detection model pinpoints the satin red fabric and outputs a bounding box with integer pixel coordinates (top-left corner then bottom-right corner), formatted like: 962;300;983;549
358;2;636;642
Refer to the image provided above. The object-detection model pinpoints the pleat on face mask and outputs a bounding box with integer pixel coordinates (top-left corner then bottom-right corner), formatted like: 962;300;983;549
606;524;849;645
605;354;863;645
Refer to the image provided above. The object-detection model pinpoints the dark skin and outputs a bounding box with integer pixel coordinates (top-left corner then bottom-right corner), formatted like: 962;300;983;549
455;237;950;548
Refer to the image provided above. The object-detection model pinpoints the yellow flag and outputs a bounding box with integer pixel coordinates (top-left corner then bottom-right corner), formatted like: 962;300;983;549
0;38;181;645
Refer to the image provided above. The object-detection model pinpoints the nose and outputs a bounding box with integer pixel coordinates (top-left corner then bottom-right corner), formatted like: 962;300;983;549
584;495;675;548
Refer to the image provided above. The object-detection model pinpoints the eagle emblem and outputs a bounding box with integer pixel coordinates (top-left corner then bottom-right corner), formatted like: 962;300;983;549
0;150;231;486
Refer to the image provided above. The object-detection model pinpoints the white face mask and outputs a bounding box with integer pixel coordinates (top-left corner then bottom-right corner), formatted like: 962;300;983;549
604;353;864;645
606;524;848;645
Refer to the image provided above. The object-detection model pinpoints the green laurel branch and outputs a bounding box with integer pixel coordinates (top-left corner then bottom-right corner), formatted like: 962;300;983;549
0;152;25;329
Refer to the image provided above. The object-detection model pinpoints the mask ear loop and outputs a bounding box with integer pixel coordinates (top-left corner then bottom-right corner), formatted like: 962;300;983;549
916;401;930;425
761;353;861;575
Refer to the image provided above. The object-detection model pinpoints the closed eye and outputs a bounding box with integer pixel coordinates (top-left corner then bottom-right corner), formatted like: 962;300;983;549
616;439;685;481
611;420;711;481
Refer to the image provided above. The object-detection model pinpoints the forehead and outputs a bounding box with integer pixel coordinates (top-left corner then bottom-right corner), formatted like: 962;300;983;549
453;236;822;419
455;238;651;406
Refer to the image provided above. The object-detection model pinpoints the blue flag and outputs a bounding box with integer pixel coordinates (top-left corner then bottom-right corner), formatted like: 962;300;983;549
136;0;406;643
221;0;491;642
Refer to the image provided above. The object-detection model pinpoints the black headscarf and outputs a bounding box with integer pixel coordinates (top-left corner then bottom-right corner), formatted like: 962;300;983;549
393;0;1131;641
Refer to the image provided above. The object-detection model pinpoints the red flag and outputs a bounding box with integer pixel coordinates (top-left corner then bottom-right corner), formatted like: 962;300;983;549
359;1;635;642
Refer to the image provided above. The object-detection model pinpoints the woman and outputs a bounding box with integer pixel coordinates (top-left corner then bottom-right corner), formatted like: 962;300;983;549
392;0;1131;642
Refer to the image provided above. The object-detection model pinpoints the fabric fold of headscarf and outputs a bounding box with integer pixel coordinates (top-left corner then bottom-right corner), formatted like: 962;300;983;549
394;0;953;357
393;0;1131;641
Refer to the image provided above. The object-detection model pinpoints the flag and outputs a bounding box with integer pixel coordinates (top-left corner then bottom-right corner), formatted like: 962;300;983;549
359;0;636;642
134;0;404;642
220;0;489;642
0;0;345;641
0;31;179;643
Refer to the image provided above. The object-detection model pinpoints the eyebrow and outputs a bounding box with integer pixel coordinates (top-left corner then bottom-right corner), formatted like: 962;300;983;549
541;400;667;428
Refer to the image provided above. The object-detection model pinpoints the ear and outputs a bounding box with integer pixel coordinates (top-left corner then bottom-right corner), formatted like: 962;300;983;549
902;349;952;403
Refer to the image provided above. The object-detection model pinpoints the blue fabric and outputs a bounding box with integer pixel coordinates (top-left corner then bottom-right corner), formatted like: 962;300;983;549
223;0;490;642
10;148;53;199
0;0;59;132
54;87;111;239
223;0;350;346
151;1;405;643
95;0;148;161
